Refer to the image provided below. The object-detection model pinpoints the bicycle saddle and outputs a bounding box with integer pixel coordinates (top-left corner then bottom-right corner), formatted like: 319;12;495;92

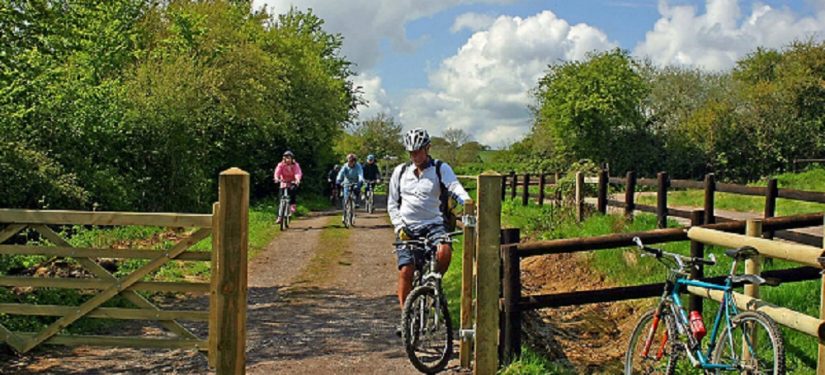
724;246;760;261
731;274;781;287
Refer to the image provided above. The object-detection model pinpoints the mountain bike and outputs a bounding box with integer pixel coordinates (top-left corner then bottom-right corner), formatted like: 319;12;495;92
276;182;295;231
625;237;785;374
341;182;356;228
395;230;462;374
365;180;379;213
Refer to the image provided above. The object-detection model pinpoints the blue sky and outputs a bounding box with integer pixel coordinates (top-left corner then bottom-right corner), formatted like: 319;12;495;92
254;0;824;147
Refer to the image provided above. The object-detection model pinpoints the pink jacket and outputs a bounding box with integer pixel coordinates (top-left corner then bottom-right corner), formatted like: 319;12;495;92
273;161;303;188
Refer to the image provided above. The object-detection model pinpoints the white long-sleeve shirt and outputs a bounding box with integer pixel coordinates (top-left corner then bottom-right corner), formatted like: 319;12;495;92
387;158;471;232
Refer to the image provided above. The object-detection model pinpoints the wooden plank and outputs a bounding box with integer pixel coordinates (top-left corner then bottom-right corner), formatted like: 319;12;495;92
608;177;624;185
688;226;824;267
475;174;502;375
670;179;705;189
215;168;249;375
0;322;25;352
459;201;476;368
669;207;693;219
716;183;765;197
0;304;208;321
657;172;668;229
607;199;626;208
501;244;521;363
636;177;658;186
635;204;657;214
0;224;26;243
518;227;687;258
14;333;207;350
209;202;220;368
0;245;211;261
778;188;825;204
0;209;212;228
0;277;210;293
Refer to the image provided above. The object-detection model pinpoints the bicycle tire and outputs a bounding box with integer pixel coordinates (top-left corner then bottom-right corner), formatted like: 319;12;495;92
278;199;288;231
348;198;355;227
367;190;374;213
711;310;785;374
402;285;452;374
625;308;680;375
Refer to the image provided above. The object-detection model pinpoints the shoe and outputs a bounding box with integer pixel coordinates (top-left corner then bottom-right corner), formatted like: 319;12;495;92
276;217;282;224
395;324;403;338
289;204;296;213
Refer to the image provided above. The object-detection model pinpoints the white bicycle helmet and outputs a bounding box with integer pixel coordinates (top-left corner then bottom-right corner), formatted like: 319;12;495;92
403;128;431;151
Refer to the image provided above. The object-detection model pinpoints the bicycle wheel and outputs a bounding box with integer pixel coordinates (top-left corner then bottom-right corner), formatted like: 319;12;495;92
367;190;374;213
342;199;350;228
278;200;287;231
711;311;785;374
348;198;355;226
625;308;680;375
402;285;452;374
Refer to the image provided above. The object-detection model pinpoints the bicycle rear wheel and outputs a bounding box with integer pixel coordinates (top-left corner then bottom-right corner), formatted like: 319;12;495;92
402;285;452;374
711;311;785;374
625;308;680;375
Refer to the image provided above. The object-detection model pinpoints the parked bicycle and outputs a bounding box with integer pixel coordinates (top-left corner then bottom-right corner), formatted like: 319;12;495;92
364;180;379;213
276;181;296;231
625;237;785;374
395;230;461;374
341;182;357;228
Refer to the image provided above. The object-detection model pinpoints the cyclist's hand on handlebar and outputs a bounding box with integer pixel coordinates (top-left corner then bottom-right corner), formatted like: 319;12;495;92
397;226;412;241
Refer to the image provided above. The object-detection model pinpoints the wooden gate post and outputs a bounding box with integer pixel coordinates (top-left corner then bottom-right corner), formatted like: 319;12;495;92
475;173;502;375
597;170;608;214
656;172;669;228
575;172;584;222
704;173;716;224
521;174;530;206
501;175;507;201
538;173;546;206
211;168;249;375
509;171;517;200
501;230;522;363
818;217;825;375
459;200;477;368
624;171;636;219
744;219;762;364
764;178;778;239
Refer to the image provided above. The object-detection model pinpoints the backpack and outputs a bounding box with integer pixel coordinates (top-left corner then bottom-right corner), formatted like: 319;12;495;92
395;159;455;230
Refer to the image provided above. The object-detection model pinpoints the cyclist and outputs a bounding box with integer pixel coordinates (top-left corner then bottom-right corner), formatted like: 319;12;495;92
388;128;471;335
362;154;382;203
336;153;365;214
273;150;302;224
326;164;341;203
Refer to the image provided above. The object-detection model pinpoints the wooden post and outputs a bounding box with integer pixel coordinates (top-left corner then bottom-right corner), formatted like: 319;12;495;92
538;173;546;206
818;217;825;375
510;171;517;200
688;210;704;312
521;173;530;206
475;173;502;375
597;169;608;214
459;201;476;369
554;172;561;203
744;219;762;364
657;172;668;228
624;171;636;219
208;202;220;368
501;175;507;201
575;172;584;222
213;168;249;375
501;230;521;364
704;173;716;225
764;178;778;239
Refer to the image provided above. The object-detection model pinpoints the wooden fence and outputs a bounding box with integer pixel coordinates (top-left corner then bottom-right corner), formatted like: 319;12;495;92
458;171;561;206
0;168;249;375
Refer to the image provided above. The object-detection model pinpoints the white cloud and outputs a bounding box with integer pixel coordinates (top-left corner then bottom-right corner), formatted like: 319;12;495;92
400;11;616;147
253;0;515;70
353;72;396;120
634;0;825;71
451;12;497;33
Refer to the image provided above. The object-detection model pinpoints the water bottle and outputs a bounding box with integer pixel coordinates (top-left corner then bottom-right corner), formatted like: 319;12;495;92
689;310;706;340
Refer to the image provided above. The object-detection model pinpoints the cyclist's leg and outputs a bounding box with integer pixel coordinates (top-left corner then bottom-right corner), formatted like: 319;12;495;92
396;245;415;310
289;185;298;212
423;224;451;274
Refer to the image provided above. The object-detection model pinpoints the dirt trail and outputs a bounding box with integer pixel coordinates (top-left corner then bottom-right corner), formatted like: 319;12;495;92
0;209;466;374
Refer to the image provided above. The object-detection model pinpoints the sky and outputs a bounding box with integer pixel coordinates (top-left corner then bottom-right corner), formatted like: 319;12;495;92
252;0;825;148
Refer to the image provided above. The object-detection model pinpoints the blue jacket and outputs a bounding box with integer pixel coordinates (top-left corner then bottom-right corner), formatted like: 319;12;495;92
336;162;364;186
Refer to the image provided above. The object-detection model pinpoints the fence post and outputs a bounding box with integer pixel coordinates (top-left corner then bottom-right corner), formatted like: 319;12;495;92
597;169;608;214
688;210;705;313
745;219;762;364
501;229;521;364
475;173;503;375
704;173;716;224
538;173;546;206
575;172;584;222
510;171;517;200
208;202;220;368
501;175;507;201
459;200;476;369
521;174;530;206
818;217;825;375
624;171;636;219
554;173;561;203
657;172;669;228
764;178;778;239
213;168;249;375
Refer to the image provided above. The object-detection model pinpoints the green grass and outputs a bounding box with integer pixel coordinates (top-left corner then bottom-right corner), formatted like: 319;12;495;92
636;167;825;216
499;347;575;374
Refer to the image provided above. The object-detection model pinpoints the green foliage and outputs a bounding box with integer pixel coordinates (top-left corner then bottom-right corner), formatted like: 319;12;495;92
499;347;575;374
334;112;404;162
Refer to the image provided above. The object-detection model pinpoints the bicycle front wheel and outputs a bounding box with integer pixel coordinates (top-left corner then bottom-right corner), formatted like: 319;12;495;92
402;286;452;374
711;311;785;374
625;308;680;375
278;200;288;231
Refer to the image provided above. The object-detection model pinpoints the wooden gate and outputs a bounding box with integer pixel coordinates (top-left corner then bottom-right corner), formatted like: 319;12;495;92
0;168;248;374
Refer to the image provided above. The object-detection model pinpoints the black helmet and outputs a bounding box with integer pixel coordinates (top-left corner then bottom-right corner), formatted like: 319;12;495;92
283;150;294;157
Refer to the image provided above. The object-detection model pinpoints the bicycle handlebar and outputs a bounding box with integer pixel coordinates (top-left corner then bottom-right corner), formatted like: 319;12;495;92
393;230;463;248
632;236;716;269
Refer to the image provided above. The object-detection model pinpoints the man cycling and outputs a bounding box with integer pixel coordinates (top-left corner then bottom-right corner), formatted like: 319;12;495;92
387;128;471;336
273;150;302;224
326;164;341;204
362;154;382;203
336;154;365;214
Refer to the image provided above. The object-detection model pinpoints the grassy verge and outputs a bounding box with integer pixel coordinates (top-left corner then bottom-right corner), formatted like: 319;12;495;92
293;215;351;286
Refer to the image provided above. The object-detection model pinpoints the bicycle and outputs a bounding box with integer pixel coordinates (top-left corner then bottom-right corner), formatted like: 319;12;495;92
364;180;379;214
341;182;357;228
395;230;462;374
625;237;785;374
329;180;340;208
276;181;296;231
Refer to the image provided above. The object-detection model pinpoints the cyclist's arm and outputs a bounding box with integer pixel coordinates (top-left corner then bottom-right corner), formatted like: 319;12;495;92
387;165;404;232
440;163;471;204
273;162;283;183
293;162;303;185
336;166;346;185
357;164;365;184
